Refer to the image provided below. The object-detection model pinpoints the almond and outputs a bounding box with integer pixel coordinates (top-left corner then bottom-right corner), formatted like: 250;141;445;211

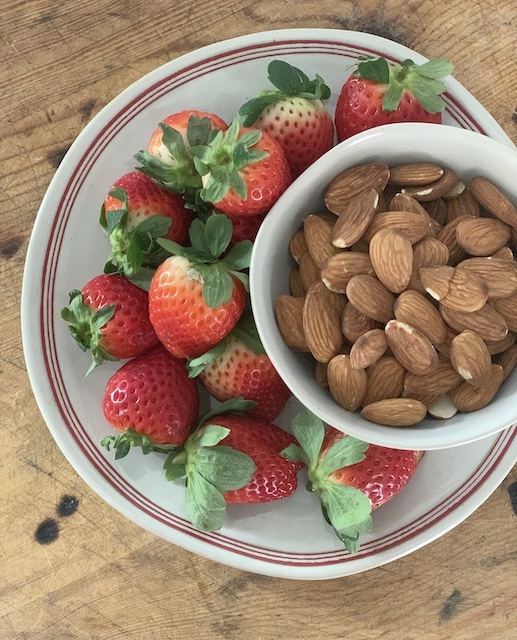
349;328;388;369
436;215;474;266
401;168;461;201
361;398;427;427
450;330;492;387
363;211;432;244
324;163;390;212
470;176;517;229
385;319;439;375
303;214;340;267
435;327;458;359
450;364;504;412
363;356;406;406
289;266;305;297
456;257;517;299
369;228;413;293
408;237;449;292
455;217;511;256
446;187;480;221
341;302;381;344
327;354;368;412
298;251;321;292
314;360;329;387
419;265;454;301
321;251;374;294
491;292;517;332
493;343;517;381
440;303;508;342
427;394;458;419
439;267;488;313
346;274;396;324
484;331;516;355
307;280;346;318
303;285;343;363
289;229;308;263
275;296;309;352
388;162;444;186
404;358;462;396
331;188;379;248
492;246;514;261
425;198;448;226
394;289;447;344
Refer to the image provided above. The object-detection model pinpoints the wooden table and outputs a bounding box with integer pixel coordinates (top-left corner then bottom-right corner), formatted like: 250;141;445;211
2;1;516;638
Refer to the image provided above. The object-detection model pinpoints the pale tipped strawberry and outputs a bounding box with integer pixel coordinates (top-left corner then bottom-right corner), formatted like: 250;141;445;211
282;412;422;553
189;117;292;217
188;312;291;421
238;60;334;178
148;213;251;358
335;56;454;142
135;111;228;198
61;274;159;375
100;172;195;289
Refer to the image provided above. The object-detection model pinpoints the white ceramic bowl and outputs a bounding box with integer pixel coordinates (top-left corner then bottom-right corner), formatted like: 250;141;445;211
251;123;517;451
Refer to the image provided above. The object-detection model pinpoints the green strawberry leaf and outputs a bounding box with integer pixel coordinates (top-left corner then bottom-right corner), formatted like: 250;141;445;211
101;428;177;460
289;410;326;469
223;240;253;272
319;482;373;547
194;397;256;432
163;452;187;481
238;93;281;127
316;436;368;478
196;424;231;448
230;311;265;354
280;443;309;465
125;267;156;292
103;208;127;234
204;213;232;257
187;340;228;378
356;57;391;84
405;75;448;114
195;445;256;493
186;116;215;147
185;470;228;531
196;265;234;307
415;58;454;80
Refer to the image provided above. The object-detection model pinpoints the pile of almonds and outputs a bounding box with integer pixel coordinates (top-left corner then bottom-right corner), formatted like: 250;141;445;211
275;161;517;427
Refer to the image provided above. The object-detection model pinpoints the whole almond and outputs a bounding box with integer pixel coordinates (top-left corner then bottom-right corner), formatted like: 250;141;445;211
439;268;488;313
363;356;406;406
491;292;517;332
484;331;516;355
275;296;309;352
298;251;321;292
456;257;517;299
369;228;413;293
425;198;448;226
436;215;475;265
349;328;388;369
450;364;504;412
303;214;340;267
401;168;460;201
361;398;427;426
346;275;396;324
491;246;514;261
289;266;306;297
331;188;379;248
388;162;444;186
314;360;329;387
385;319;439;375
363;211;432;244
394;289;447;344
446;187;480;222
325;163;390;212
327;354;368;412
493;343;517;381
408;237;450;292
455;217;511;256
307;280;346;318
289;229;308;263
321;251;374;294
404;358;462;396
303;285;343;363
470;176;517;229
341;302;381;344
450;330;492;387
419;265;454;301
440;303;508;342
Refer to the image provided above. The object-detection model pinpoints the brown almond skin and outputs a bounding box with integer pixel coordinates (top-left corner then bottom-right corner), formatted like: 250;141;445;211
437;215;474;266
363;211;432;244
484;331;516;355
470;176;517;229
369;228;413;293
349;328;388;369
346;275;395;324
439;268;488;313
457;257;517;300
394;290;448;344
440;303;508;342
298;251;321;292
303;286;343;363
327;354;367;412
419;265;454;301
494;343;517;381
303;214;340;268
385;320;439;375
404;358;463;396
289;229;308;264
408;237;450;292
388;162;444;186
362;356;406;406
361;398;427;426
307;281;346;319
491;292;517;332
275;296;310;352
289;266;305;297
450;330;493;387
425;198;448;226
324;163;390;213
341;303;381;344
401;168;460;202
450;364;504;412
455;217;511;256
446;187;481;222
321;251;374;294
330;188;379;248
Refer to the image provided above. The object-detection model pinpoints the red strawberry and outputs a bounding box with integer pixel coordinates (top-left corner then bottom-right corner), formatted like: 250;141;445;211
149;214;250;359
135;111;228;197
61;274;159;375
238;60;334;178
191;118;292;217
225;211;266;245
101;344;200;447
334;56;454;142
282;413;423;552
189;314;291;421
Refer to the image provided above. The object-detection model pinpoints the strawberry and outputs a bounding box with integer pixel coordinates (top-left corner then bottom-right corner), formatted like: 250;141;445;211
102;397;302;532
334;56;454;142
224;211;266;245
135;111;228;198
148;214;251;359
238;60;334;178
188;313;291;421
61;274;159;375
101;344;200;448
190;117;292;217
282;413;422;552
100;172;194;289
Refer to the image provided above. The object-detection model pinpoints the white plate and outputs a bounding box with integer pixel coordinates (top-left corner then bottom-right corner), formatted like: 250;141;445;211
21;29;517;580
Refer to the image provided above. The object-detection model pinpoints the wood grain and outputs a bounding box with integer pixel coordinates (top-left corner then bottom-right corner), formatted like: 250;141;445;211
1;0;516;638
